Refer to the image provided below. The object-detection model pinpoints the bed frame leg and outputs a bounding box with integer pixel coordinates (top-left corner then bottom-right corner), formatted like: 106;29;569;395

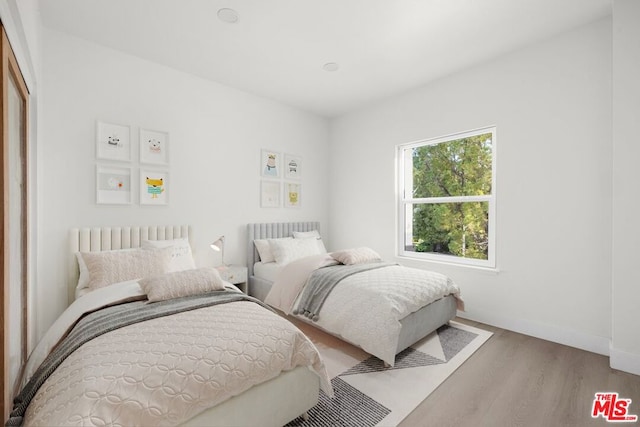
301;412;310;421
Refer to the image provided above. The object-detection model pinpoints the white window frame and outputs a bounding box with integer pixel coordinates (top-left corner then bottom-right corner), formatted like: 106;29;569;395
396;126;497;269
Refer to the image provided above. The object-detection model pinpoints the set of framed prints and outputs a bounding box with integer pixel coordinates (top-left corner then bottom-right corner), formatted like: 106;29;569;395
259;149;302;208
95;121;169;205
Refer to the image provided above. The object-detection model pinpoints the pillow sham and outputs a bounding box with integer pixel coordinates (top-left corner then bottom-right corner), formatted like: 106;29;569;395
270;237;324;265
80;247;171;291
330;247;382;265
292;229;327;253
254;237;292;263
75;248;137;298
139;267;225;302
141;238;195;272
292;230;320;239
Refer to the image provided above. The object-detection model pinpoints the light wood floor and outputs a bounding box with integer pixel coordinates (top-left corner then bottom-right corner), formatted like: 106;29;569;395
398;318;640;427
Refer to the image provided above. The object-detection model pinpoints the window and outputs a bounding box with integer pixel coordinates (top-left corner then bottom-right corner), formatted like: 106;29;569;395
397;127;496;268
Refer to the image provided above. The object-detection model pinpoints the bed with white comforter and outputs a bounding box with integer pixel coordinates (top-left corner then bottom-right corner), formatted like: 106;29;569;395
265;253;463;366
9;280;331;427
246;222;465;368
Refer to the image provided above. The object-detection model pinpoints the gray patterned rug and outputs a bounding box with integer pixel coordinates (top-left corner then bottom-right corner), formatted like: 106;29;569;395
287;321;492;427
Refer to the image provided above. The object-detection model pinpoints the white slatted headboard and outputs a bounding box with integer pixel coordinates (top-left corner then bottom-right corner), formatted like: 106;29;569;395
68;225;192;305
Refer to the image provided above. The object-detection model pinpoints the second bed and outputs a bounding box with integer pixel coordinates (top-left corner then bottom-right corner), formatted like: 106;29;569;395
246;222;463;366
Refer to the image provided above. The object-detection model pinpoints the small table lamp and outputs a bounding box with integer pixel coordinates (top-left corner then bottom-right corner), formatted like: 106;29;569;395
210;235;226;266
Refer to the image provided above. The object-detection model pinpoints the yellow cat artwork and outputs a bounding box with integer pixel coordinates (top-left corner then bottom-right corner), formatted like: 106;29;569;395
146;177;164;199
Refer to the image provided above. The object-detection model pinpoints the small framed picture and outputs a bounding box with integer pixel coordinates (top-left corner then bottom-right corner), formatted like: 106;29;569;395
96;121;131;162
284;181;301;208
284;154;302;179
261;180;281;208
140;169;169;205
261;149;281;178
140;128;169;165
96;165;132;204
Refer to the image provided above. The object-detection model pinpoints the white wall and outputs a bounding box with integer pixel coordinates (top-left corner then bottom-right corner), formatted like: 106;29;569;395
329;19;613;355
611;0;640;375
38;29;330;340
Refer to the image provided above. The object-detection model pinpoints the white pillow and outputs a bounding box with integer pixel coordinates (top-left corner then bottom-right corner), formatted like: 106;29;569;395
139;267;225;302
79;247;171;291
292;230;320;239
292;229;327;253
254;237;292;263
141;238;195;272
330;247;382;265
269;238;323;265
75;248;137;298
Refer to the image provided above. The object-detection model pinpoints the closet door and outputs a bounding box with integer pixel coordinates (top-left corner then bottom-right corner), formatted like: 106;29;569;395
1;25;29;421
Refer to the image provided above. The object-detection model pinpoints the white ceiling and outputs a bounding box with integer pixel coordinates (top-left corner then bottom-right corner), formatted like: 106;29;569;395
39;0;612;117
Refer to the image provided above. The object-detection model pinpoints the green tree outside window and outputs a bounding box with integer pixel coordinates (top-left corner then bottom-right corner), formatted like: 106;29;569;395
399;128;495;266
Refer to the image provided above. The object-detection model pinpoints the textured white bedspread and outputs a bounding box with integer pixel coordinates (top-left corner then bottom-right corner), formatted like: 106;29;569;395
266;256;463;366
22;291;330;426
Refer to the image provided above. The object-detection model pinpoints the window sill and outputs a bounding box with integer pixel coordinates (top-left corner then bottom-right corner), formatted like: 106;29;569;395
395;255;500;274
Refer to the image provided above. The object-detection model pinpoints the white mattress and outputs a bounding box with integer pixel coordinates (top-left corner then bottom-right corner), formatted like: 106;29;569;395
253;262;282;282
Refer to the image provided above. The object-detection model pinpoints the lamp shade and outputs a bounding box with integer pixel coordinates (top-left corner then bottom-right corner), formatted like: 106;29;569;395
210;236;226;266
210;235;225;251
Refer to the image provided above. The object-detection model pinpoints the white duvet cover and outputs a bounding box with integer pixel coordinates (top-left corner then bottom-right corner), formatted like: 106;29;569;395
265;254;464;366
253;261;282;282
19;281;331;427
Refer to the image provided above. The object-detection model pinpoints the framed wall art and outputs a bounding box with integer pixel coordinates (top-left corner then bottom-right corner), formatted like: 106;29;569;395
284;153;302;179
96;121;131;162
284;181;301;208
260;180;281;208
140;169;169;205
140;128;169;165
96;165;132;204
260;149;281;178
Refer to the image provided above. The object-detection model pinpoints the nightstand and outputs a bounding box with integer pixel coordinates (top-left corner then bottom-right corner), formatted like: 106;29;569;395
217;265;248;294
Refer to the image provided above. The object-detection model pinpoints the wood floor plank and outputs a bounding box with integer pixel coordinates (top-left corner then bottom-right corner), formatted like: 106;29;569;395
399;319;640;427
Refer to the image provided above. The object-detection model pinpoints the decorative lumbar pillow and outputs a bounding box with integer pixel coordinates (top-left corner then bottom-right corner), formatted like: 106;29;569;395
330;247;382;265
292;230;327;253
141;238;195;272
254;237;292;263
80;247;171;291
139;267;225;302
270;237;323;265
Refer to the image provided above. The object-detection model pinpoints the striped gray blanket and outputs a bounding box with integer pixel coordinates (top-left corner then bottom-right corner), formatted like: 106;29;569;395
6;290;268;427
293;262;396;321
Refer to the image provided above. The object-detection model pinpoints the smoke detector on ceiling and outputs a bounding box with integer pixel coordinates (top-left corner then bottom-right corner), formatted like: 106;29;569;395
217;8;239;24
323;62;339;72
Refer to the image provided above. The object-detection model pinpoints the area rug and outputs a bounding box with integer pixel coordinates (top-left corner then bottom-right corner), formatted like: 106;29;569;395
286;320;492;427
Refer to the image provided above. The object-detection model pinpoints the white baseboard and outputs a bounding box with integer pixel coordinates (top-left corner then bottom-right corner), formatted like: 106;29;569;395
610;346;640;376
457;310;611;357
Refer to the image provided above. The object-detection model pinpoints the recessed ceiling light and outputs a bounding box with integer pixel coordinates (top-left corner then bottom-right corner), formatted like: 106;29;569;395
323;62;339;72
217;8;239;24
